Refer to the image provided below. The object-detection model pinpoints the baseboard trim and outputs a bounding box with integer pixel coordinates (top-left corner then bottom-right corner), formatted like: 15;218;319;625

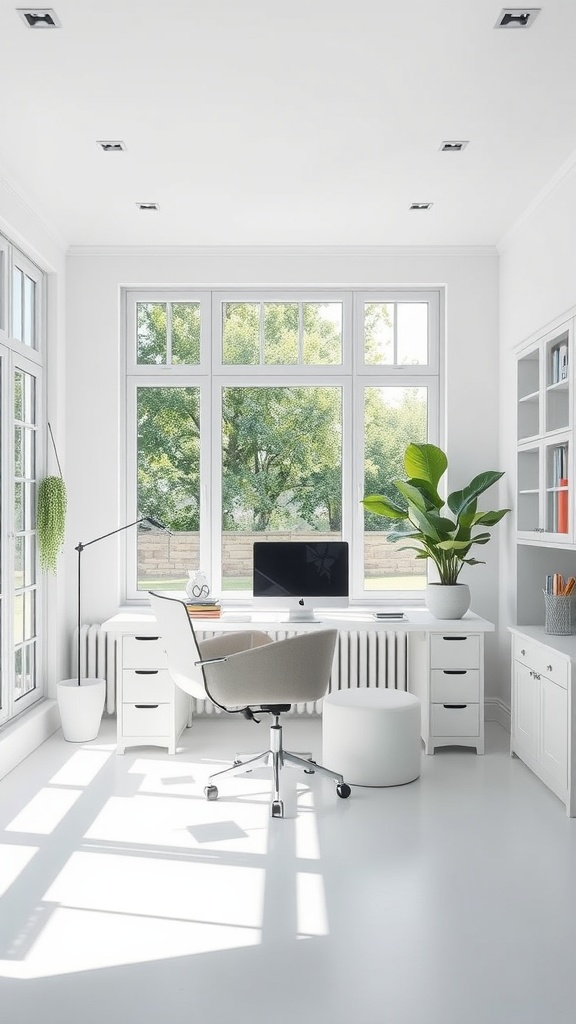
0;699;61;781
485;697;510;733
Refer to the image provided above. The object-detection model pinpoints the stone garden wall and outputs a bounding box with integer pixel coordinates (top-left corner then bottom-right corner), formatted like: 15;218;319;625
138;532;422;580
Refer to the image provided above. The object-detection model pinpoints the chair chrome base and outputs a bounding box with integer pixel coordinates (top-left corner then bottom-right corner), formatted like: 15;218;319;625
205;714;351;817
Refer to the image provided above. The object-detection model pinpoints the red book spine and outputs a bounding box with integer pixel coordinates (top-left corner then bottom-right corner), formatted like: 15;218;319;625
558;478;569;533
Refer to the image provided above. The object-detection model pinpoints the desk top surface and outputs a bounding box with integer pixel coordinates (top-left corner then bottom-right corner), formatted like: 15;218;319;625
102;606;494;634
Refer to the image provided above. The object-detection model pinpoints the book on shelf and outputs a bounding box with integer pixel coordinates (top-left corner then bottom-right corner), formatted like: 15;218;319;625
559;342;569;380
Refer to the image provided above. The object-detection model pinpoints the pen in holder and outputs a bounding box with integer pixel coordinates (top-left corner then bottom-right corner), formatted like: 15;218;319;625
544;592;575;635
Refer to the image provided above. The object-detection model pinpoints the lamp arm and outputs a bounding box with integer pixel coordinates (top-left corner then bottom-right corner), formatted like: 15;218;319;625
76;516;163;552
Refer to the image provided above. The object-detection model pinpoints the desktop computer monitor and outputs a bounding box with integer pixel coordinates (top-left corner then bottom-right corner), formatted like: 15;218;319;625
252;540;349;621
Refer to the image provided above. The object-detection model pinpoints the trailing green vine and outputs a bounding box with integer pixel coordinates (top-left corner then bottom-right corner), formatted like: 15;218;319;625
37;423;67;573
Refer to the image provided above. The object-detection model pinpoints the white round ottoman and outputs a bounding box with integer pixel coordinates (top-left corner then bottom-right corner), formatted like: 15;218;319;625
322;688;422;787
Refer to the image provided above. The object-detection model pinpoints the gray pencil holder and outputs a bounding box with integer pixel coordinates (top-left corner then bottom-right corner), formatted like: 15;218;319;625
544;593;575;635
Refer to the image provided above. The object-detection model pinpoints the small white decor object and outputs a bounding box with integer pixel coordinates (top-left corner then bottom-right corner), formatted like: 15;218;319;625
425;583;470;620
57;678;106;742
186;569;210;600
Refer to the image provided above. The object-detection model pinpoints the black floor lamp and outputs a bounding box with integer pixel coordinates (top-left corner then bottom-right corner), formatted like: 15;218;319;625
75;516;169;686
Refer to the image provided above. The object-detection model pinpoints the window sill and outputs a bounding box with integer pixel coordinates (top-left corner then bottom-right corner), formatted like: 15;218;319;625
0;699;60;782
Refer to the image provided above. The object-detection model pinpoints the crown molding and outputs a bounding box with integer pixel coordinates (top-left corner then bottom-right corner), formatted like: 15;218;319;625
66;243;497;259
498;147;576;253
0;164;68;259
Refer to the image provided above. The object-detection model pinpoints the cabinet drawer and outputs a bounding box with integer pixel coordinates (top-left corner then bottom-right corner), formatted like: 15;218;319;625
430;669;480;703
122;702;171;736
123;635;167;669
122;669;173;703
430;634;480;669
512;636;569;689
431;703;479;737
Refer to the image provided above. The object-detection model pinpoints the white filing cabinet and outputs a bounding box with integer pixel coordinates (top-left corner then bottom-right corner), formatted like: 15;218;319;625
509;627;576;816
116;633;190;754
408;630;484;754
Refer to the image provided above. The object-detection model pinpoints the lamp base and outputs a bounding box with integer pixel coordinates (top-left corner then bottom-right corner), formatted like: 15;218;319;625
56;678;106;742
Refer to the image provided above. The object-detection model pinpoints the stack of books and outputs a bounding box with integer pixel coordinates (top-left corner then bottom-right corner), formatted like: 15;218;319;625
185;599;221;619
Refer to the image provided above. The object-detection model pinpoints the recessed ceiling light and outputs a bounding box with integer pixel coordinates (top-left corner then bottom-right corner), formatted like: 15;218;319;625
495;8;541;28
17;8;61;28
410;202;433;211
97;141;126;152
136;202;159;211
440;141;469;152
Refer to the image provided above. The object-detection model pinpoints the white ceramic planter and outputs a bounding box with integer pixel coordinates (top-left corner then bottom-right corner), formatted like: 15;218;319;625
56;677;106;742
425;583;471;620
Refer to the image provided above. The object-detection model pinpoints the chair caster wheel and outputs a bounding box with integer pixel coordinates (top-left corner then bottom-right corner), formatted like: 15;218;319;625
336;783;351;799
304;758;316;774
271;800;284;818
233;759;242;766
205;785;218;801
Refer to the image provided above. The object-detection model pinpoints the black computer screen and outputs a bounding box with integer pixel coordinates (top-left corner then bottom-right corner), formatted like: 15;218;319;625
253;541;349;598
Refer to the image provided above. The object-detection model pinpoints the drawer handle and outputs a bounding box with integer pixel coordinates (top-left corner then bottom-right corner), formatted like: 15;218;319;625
441;636;467;641
442;670;467;675
135;670;159;675
134;704;159;709
134;636;160;641
443;704;467;709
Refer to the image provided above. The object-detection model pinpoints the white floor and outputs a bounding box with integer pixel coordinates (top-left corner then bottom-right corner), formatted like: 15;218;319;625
1;714;576;1024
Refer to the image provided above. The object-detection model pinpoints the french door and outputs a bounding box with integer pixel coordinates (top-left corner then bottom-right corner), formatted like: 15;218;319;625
0;343;43;725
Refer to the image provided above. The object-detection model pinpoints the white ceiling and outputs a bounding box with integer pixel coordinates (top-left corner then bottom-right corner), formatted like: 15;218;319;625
1;0;576;248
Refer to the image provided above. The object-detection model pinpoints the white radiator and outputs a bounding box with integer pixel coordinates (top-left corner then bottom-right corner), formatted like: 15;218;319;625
72;625;119;715
74;626;408;718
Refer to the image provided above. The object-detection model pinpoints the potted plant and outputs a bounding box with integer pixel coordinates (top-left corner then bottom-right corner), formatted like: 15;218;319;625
362;442;510;618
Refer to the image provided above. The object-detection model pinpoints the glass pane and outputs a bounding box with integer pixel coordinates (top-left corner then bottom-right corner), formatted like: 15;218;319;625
14;483;23;532
264;303;298;364
397;303;428;364
137;302;167;364
14;644;35;700
221;386;342;591
171;303;201;364
24;275;35;347
24;590;36;641
14;426;23;477
14;536;23;589
303;303;342;364
136;387;200;590
14;594;24;645
14;370;23;421
22;371;35;423
12;267;23;341
363;387;428;591
364;303;394;364
222;302;259;364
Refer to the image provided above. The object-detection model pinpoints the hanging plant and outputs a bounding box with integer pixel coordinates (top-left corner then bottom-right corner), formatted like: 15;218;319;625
37;424;67;574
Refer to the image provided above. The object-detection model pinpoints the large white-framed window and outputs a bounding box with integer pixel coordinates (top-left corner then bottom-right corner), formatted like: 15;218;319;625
124;288;441;604
0;239;44;726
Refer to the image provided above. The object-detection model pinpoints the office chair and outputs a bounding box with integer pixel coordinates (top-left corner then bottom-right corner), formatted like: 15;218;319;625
148;591;351;817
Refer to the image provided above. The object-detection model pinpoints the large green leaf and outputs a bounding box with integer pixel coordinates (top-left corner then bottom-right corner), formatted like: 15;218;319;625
447;471;504;517
361;494;407;520
403;443;447;489
472;508;511;526
404;477;444;509
394;479;431;512
407;504;443;541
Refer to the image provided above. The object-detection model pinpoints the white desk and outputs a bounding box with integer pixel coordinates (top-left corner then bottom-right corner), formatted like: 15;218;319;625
102;608;494;755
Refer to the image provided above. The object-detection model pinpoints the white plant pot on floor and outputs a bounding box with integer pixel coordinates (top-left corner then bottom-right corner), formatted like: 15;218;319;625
57;678;106;742
425;583;471;620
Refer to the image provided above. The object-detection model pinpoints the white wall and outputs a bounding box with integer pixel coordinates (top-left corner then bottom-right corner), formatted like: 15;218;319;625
65;245;502;693
499;164;576;709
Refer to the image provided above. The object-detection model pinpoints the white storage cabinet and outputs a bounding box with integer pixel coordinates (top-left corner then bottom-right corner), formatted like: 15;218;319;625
509;626;576;816
116;633;190;754
408;630;485;754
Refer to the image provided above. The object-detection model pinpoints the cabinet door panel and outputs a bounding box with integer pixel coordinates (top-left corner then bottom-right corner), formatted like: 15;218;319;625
512;661;539;757
540;676;568;787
